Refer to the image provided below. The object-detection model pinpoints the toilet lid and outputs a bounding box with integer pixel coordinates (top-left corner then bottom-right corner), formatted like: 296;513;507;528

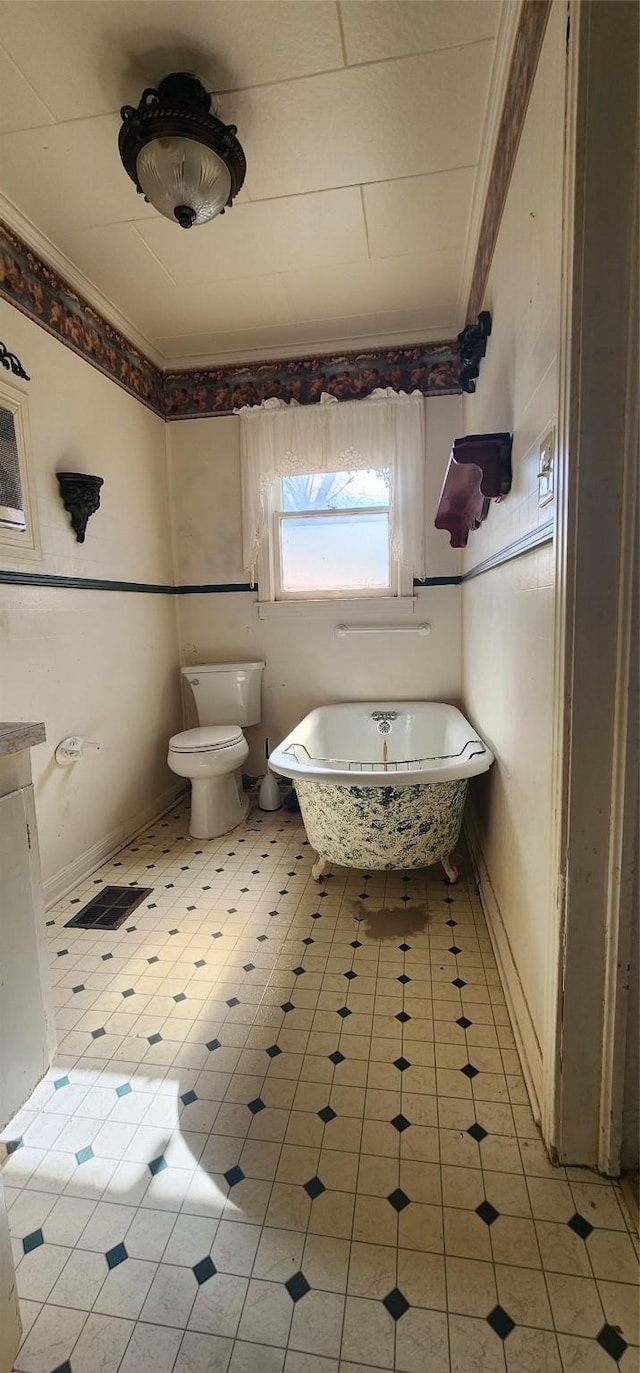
169;725;243;753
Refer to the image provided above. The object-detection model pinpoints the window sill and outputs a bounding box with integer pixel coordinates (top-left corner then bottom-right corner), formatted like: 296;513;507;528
257;595;416;620
0;537;42;564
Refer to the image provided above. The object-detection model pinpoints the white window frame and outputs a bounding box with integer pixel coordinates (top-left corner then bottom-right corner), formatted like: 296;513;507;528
0;375;40;562
257;474;414;617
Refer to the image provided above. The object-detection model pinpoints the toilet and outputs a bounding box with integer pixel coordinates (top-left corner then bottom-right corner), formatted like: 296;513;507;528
168;662;265;838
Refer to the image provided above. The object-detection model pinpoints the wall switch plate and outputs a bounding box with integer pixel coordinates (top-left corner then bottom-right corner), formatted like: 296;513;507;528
538;428;555;506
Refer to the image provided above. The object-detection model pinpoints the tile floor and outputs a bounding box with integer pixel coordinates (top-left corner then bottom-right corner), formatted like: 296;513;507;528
2;800;638;1373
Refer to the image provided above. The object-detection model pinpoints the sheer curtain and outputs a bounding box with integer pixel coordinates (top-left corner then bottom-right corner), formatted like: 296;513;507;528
239;389;427;585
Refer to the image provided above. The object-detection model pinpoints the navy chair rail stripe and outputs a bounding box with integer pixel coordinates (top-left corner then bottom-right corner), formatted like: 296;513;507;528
0;525;552;595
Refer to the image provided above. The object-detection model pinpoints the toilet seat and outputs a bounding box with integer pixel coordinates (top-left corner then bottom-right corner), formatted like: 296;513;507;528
169;725;243;754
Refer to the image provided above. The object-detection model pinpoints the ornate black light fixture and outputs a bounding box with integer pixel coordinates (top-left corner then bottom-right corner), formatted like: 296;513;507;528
118;72;246;229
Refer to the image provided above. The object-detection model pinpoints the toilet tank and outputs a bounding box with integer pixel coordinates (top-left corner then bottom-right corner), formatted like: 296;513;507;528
181;663;265;727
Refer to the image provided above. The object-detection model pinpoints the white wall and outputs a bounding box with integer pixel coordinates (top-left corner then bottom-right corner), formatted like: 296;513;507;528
0;299;182;897
0;298;463;884
461;2;565;1105
169;396;463;773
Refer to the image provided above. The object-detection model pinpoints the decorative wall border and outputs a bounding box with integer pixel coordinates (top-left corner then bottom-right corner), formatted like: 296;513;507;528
0;222;165;416
0;526;553;597
0;220;462;418
163;343;462;418
466;0;553;322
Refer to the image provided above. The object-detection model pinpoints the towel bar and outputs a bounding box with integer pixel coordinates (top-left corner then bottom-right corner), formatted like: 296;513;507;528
335;622;431;637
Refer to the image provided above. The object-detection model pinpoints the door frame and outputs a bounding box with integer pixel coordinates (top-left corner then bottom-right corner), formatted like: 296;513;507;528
542;0;639;1169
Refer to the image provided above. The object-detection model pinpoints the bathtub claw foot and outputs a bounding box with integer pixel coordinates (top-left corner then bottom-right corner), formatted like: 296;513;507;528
442;855;459;884
312;855;331;882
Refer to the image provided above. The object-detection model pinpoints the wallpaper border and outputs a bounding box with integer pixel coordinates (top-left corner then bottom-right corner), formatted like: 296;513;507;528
0;221;165;416
1;220;462;417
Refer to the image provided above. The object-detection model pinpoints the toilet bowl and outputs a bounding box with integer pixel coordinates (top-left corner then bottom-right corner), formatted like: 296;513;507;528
168;662;264;838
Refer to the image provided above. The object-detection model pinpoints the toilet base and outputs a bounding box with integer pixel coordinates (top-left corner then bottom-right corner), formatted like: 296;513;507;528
189;769;250;839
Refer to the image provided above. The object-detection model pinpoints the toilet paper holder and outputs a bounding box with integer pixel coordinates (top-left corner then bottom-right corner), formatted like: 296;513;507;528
55;736;101;766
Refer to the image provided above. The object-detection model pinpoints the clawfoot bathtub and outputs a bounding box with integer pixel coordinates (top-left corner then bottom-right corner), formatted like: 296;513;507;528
268;702;493;882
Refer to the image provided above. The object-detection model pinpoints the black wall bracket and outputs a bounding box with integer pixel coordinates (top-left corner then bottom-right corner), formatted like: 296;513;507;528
57;472;104;543
457;311;492;394
0;340;29;380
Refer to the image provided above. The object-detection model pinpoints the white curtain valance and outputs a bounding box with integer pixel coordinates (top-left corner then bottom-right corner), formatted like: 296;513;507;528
239;389;427;583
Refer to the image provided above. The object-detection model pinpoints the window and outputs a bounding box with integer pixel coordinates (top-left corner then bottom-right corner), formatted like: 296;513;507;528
0;377;39;560
240;391;426;608
273;468;394;599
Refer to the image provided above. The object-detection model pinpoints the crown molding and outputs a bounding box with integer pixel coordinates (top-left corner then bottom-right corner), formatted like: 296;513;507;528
457;0;523;326
0;192;164;369
465;0;553;324
0;210;462;417
0;194;458;375
0;192;461;381
162;321;460;370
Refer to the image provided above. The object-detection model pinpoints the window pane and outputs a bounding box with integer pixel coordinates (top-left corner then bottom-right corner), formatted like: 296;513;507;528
280;512;390;593
281;468;389;513
0;407;25;529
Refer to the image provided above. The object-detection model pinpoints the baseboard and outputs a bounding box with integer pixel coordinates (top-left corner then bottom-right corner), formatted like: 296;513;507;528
43;783;187;909
464;800;544;1121
620;1172;639;1234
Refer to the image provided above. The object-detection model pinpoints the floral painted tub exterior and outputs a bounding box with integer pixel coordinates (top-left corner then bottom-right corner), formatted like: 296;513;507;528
269;703;493;877
294;776;468;870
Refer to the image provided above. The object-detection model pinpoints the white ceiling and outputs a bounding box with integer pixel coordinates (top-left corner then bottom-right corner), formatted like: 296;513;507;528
0;1;504;366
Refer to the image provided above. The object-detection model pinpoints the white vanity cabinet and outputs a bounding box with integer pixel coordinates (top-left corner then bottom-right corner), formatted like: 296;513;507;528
0;726;54;1125
0;723;54;1373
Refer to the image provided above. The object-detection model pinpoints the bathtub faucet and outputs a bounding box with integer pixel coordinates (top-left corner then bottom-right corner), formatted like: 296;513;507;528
371;710;399;721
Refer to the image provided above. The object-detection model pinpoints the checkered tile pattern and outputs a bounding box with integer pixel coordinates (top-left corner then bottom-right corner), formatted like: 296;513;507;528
2;801;638;1371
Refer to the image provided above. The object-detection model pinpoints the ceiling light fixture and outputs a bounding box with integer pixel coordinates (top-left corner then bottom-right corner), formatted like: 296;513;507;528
118;72;246;229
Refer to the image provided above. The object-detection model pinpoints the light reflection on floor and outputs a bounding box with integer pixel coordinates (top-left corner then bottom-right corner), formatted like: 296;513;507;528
2;800;638;1372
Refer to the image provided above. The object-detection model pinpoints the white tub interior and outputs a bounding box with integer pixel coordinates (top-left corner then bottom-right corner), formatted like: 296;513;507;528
269;702;493;785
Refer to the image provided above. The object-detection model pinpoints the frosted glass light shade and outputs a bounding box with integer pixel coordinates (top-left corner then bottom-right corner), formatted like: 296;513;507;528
136;136;232;226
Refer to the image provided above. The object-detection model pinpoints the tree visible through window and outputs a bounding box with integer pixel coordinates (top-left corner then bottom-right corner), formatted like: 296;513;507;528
275;468;392;597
